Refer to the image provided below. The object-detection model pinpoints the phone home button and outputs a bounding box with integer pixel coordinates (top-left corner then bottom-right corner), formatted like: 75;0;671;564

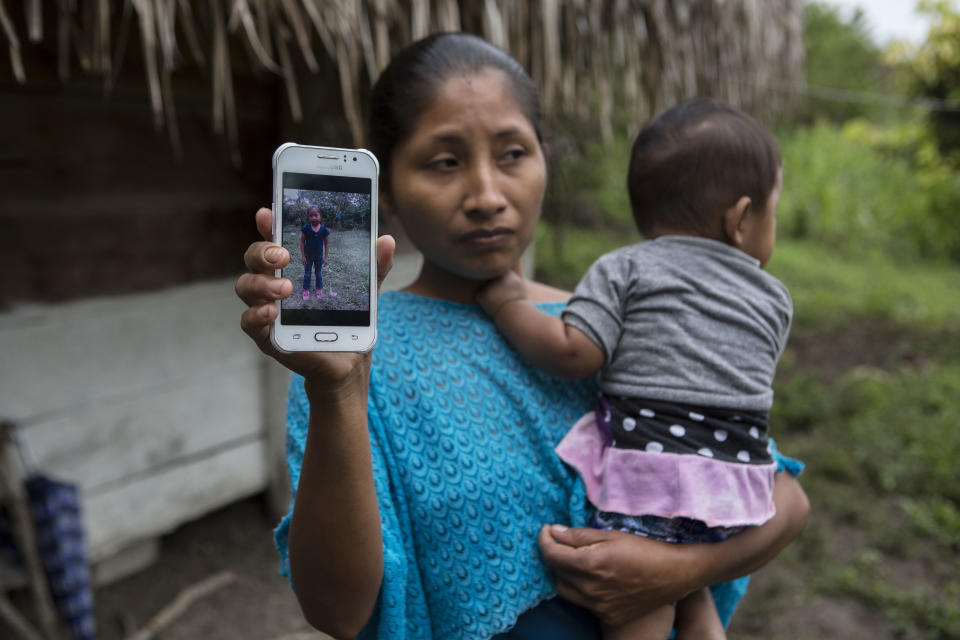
314;332;338;342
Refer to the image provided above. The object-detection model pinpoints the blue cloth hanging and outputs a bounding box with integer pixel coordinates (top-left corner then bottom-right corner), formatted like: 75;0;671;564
25;475;96;640
0;475;96;640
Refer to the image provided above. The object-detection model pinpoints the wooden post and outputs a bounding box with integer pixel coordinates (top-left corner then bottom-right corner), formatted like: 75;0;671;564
0;590;44;640
262;358;292;522
0;422;62;639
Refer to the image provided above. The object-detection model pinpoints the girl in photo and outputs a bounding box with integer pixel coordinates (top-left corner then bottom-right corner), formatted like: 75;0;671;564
300;205;330;301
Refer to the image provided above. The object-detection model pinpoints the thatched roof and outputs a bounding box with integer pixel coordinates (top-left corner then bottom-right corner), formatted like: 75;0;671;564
2;0;803;161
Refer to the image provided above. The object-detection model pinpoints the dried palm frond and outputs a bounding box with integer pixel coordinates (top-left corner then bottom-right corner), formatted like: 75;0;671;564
5;0;803;163
0;0;24;83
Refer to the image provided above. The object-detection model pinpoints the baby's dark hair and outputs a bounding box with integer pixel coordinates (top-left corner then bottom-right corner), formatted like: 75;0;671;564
368;32;541;191
627;99;780;238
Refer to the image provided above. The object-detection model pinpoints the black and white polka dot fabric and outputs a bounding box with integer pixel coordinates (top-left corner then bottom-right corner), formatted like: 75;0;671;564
596;394;773;465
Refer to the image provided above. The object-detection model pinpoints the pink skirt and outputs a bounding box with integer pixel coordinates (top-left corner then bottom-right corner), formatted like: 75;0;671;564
555;412;777;528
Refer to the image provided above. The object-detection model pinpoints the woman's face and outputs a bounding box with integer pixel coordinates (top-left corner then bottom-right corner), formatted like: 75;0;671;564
383;69;547;285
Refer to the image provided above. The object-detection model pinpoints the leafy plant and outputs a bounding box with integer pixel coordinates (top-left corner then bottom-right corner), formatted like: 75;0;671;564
776;121;960;262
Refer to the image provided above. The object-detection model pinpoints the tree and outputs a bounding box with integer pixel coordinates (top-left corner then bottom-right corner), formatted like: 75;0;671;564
796;2;884;123
890;1;960;152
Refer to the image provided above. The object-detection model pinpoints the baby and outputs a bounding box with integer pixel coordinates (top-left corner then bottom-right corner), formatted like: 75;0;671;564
478;99;794;639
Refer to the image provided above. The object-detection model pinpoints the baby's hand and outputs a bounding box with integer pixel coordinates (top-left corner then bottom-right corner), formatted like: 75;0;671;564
477;270;527;318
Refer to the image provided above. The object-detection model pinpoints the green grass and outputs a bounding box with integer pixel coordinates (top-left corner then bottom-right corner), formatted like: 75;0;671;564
764;247;960;636
767;240;960;333
281;229;371;310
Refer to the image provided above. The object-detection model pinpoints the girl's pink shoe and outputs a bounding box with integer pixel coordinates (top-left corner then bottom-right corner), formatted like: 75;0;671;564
316;290;323;299
302;290;310;301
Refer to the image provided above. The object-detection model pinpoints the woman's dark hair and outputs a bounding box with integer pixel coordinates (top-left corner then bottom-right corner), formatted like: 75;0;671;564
368;32;542;191
627;99;781;238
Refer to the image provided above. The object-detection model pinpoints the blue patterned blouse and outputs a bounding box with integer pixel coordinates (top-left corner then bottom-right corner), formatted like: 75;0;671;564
274;291;797;639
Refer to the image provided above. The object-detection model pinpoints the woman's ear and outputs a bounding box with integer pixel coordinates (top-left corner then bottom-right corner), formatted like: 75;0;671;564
722;196;752;248
540;140;552;165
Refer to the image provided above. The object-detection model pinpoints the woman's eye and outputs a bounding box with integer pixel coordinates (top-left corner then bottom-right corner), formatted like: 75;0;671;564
426;156;458;170
502;147;527;163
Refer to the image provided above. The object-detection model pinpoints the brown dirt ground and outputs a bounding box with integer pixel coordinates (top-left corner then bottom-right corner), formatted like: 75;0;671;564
3;490;909;640
0;496;326;640
88;496;324;640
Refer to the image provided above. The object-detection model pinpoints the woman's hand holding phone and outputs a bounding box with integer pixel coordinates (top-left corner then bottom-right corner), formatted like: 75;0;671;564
236;206;395;385
271;144;379;353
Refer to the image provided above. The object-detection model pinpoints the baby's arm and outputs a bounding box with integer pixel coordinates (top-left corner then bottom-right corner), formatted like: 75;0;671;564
323;234;329;265
299;230;306;265
478;271;604;379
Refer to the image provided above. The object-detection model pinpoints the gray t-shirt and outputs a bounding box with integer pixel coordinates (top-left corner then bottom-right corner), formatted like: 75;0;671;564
562;236;792;410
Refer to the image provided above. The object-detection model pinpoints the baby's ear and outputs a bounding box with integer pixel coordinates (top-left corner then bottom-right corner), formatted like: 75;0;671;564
722;196;752;248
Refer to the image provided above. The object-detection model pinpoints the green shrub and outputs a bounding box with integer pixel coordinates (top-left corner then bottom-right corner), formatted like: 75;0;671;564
543;135;634;232
777;121;960;262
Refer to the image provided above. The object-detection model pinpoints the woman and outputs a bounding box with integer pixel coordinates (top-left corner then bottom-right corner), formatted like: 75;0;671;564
236;33;809;640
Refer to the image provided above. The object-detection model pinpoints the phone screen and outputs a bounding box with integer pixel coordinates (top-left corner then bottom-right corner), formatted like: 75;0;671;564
279;172;372;327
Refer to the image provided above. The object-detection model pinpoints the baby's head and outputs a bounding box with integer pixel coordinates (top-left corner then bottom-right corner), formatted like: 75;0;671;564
627;99;782;266
307;206;323;225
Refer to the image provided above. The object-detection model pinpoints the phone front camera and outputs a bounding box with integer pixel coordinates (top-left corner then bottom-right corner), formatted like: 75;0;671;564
353;157;357;161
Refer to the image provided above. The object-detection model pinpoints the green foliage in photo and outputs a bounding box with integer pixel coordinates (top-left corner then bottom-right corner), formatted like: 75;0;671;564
282;188;371;231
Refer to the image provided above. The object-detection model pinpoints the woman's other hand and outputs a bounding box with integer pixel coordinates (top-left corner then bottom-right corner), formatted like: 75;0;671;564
538;525;694;626
236;207;395;384
539;473;809;625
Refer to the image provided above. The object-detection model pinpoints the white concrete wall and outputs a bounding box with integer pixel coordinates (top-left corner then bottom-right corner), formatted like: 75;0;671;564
0;279;268;563
0;251;424;568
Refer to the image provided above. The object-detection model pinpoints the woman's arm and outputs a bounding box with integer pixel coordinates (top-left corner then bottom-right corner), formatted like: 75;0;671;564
539;473;810;626
287;375;383;638
236;208;396;638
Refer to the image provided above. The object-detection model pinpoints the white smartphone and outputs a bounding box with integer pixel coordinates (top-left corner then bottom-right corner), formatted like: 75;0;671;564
270;143;379;352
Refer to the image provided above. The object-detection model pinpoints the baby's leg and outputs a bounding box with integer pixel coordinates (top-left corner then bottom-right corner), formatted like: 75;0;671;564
674;587;725;640
601;604;674;640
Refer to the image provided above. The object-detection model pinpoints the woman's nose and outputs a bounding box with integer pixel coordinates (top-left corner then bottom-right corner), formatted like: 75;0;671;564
463;161;508;217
